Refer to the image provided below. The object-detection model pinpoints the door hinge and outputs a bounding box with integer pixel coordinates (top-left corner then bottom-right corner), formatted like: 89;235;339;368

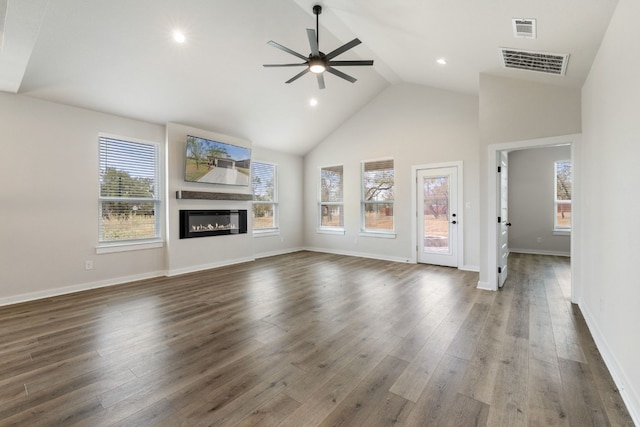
497;216;501;223
498;266;502;274
497;166;501;173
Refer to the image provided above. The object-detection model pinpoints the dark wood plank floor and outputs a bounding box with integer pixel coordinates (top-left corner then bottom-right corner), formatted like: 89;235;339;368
0;251;633;426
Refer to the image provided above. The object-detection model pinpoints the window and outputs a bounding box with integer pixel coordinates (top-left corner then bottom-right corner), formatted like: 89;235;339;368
362;159;394;233
319;165;344;231
99;134;161;246
251;161;278;232
554;160;572;231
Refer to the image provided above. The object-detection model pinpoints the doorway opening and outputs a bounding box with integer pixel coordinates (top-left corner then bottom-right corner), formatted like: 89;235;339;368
486;134;578;302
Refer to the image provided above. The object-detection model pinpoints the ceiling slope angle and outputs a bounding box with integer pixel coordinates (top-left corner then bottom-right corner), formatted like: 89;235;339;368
0;0;50;93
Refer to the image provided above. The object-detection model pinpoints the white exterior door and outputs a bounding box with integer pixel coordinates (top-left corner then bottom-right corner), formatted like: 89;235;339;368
498;152;510;288
417;167;459;267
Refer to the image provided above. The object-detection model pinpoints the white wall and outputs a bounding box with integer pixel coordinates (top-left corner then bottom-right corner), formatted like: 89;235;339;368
581;0;640;420
251;146;305;258
304;83;480;269
0;96;305;304
0;92;166;304
478;75;582;287
508;145;571;255
165;123;305;275
166;123;254;275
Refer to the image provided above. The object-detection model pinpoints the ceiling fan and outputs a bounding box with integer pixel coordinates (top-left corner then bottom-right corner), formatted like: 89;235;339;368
263;5;374;89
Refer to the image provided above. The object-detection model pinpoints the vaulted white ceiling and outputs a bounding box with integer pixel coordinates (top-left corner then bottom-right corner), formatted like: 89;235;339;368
0;0;618;155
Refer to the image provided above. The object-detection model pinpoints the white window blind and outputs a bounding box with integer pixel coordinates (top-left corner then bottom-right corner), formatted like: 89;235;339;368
320;165;344;229
554;160;571;231
99;135;161;243
251;161;278;231
362;159;394;232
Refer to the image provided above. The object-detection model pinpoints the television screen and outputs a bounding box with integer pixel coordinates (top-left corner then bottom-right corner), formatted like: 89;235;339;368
184;135;251;186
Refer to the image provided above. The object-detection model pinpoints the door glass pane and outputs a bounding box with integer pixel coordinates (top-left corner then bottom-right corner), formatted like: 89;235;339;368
423;176;450;253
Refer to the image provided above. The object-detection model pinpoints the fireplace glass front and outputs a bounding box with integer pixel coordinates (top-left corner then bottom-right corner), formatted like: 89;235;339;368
179;210;248;239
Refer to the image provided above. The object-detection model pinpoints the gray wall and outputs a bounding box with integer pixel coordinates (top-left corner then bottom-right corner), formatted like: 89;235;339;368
508;146;571;255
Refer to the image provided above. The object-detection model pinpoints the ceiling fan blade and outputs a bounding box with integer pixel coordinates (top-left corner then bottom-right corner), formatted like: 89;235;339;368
325;38;362;60
307;29;320;56
263;63;308;67
326;67;357;83
328;60;374;67
286;68;310;84
267;40;308;61
317;74;325;90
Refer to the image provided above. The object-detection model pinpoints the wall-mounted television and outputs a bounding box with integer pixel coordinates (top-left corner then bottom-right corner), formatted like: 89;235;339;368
184;135;251;186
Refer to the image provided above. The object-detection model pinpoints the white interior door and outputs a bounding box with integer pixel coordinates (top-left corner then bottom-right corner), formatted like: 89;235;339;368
498;151;510;288
417;167;458;267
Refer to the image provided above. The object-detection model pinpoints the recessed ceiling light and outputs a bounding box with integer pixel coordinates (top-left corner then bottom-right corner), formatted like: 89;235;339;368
436;58;447;65
309;98;318;107
172;30;186;44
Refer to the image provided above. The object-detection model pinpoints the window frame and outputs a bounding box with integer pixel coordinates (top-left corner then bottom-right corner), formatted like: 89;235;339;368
97;133;163;253
318;164;345;234
251;161;279;236
360;158;396;238
554;159;572;234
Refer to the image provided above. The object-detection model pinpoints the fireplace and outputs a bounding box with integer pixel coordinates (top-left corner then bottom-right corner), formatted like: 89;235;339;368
179;209;248;239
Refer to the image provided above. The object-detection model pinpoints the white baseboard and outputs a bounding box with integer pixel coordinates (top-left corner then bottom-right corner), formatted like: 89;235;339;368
303;246;412;264
461;264;480;272
0;270;166;308
476;280;496;291
254;247;304;260
509;248;570;257
580;302;640;426
166;256;255;277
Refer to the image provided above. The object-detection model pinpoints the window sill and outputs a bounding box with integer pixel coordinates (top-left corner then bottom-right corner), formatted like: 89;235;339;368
317;228;346;236
553;229;571;236
96;240;164;254
253;229;280;238
359;231;396;239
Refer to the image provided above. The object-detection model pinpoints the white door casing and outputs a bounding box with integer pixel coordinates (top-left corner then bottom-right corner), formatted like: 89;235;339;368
498;151;509;288
483;134;577;298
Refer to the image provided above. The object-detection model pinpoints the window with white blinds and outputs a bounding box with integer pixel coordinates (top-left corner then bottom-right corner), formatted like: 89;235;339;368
319;165;344;229
98;135;161;243
362;159;394;232
251;161;278;232
554;160;571;231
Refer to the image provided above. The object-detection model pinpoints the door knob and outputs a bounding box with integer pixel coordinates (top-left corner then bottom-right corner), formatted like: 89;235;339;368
506;222;512;226
451;220;457;224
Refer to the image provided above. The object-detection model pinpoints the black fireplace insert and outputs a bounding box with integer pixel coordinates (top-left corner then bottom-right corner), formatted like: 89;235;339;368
179;209;248;239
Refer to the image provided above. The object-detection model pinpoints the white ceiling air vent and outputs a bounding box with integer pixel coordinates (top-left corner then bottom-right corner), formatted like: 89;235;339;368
0;0;8;52
501;48;569;75
512;18;536;39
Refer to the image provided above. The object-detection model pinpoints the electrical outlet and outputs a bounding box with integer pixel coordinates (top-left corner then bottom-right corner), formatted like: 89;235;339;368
85;260;93;270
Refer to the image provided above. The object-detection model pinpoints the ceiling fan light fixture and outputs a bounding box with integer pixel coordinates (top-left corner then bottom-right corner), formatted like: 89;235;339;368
263;4;373;89
309;59;326;74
